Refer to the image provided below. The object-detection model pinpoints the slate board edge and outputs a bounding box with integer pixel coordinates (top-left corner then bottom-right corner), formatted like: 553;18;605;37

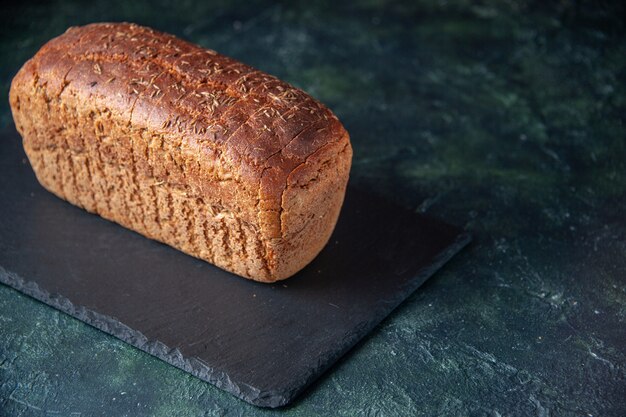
278;232;472;408
0;232;470;408
0;266;263;406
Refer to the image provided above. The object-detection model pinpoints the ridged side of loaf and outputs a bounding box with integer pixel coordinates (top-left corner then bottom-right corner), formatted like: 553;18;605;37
9;23;352;282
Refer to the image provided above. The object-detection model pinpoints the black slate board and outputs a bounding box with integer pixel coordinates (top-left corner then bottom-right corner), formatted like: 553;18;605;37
0;127;470;407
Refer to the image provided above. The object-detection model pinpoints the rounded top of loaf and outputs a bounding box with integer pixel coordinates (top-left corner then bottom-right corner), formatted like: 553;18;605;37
21;22;349;178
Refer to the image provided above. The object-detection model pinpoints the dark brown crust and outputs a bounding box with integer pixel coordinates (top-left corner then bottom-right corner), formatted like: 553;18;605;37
9;22;352;282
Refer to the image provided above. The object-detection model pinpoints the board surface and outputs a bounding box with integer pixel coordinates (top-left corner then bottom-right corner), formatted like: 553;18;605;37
0;127;469;407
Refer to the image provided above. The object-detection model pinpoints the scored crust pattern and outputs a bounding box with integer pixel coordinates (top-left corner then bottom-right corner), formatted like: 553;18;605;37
9;23;352;282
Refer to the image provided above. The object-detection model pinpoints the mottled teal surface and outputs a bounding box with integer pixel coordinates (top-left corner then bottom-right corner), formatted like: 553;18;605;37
1;0;625;415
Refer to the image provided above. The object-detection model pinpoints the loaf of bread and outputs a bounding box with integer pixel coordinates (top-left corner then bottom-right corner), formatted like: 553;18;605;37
9;23;352;282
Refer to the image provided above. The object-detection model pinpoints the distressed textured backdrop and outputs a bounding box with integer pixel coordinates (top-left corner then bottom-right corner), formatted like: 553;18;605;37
1;0;625;415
